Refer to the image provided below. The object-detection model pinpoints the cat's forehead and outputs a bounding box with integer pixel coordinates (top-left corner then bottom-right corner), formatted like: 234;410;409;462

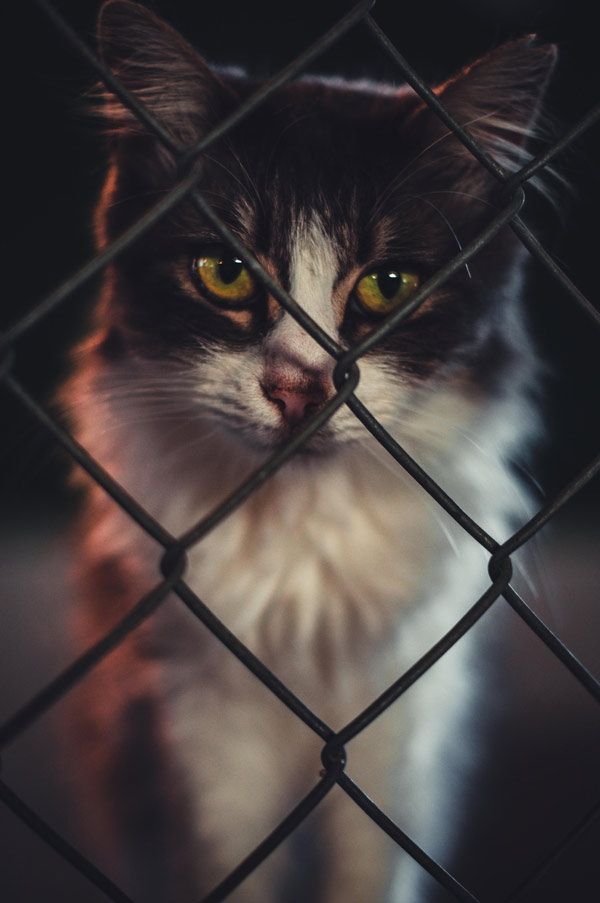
212;76;425;251
227;74;421;172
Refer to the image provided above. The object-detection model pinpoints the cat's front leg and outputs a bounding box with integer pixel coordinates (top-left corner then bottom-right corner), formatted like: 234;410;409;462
165;657;326;902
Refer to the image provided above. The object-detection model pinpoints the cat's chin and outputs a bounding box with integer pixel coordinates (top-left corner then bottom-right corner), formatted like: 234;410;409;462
220;419;345;461
249;433;343;461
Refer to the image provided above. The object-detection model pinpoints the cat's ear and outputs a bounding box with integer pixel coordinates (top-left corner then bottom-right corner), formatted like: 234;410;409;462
96;0;235;145
430;37;557;175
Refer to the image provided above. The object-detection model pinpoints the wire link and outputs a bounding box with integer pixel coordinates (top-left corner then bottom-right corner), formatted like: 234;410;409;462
2;1;599;902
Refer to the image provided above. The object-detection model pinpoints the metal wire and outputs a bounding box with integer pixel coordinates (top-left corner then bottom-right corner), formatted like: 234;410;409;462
1;1;599;901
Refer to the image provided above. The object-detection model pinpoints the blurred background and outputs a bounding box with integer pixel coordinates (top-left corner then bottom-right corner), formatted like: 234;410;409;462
1;1;599;901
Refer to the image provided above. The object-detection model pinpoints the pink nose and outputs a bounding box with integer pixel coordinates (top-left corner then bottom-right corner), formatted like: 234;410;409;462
262;383;325;427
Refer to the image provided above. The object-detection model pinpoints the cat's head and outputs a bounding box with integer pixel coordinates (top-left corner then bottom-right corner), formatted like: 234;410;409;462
88;0;556;460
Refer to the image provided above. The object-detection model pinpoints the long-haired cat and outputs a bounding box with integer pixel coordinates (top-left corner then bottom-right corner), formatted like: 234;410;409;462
64;1;556;900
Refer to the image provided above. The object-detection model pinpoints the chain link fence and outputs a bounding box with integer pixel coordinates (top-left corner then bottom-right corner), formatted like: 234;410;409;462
1;1;599;901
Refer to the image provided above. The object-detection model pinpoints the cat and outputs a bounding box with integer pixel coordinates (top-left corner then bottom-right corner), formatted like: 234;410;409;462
63;1;557;900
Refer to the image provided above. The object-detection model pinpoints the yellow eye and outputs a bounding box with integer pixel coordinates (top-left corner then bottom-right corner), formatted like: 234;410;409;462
354;266;420;316
192;250;257;305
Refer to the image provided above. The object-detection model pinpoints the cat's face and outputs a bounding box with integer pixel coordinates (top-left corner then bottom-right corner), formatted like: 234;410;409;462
90;0;555;459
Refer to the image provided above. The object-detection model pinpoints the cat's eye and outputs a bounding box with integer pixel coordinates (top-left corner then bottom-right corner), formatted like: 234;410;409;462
192;250;257;306
354;266;420;317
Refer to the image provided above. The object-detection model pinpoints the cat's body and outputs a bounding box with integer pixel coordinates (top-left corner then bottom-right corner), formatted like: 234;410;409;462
65;2;556;900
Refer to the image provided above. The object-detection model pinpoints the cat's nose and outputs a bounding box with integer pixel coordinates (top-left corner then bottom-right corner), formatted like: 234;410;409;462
261;381;327;428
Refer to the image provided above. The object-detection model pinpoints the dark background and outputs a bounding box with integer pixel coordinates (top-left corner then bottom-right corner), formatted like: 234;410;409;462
1;1;599;902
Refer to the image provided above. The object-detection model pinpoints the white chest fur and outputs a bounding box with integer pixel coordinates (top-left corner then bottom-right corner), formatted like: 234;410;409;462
71;353;533;901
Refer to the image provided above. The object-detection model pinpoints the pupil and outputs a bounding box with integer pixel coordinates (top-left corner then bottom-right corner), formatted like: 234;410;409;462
377;269;400;300
219;254;244;285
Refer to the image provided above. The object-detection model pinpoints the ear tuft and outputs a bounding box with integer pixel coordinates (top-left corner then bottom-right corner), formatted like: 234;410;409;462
435;37;558;173
96;0;233;143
